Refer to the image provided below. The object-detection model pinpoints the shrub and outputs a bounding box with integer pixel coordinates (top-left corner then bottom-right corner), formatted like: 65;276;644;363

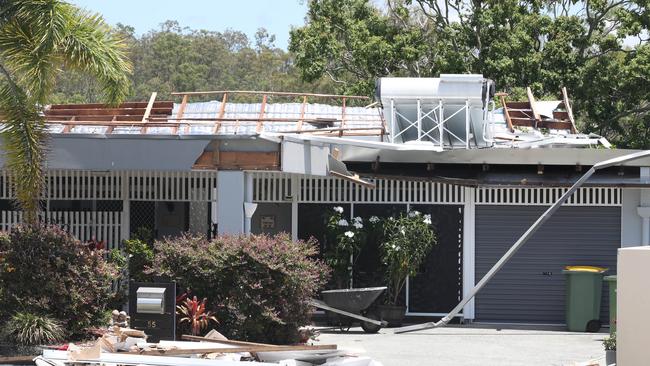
0;231;9;311
3;312;63;346
123;237;153;282
150;233;330;344
106;248;129;310
381;211;437;305
0;225;118;338
324;206;366;288
603;332;616;351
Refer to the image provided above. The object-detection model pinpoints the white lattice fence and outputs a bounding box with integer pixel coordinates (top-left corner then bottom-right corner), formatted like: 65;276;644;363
128;170;217;201
0;170;218;202
251;172;465;204
476;187;622;206
0;211;123;249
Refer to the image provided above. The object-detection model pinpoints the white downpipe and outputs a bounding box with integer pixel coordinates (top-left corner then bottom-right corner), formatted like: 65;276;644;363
417;99;422;141
637;206;650;245
465;99;470;149
390;99;396;143
462;187;476;320
291;175;298;241
243;173;257;236
438;100;444;149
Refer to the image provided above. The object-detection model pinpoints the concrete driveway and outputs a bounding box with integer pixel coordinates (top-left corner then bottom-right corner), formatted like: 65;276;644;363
316;324;608;366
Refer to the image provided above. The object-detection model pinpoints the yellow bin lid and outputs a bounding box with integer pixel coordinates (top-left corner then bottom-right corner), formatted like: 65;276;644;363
564;265;607;273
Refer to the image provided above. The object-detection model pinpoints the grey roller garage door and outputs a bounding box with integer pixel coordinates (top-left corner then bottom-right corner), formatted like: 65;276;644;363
475;206;620;324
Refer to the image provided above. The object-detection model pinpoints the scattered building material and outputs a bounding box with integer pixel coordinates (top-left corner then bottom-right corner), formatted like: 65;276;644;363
34;324;379;366
498;88;577;132
136;344;337;356
181;334;282;348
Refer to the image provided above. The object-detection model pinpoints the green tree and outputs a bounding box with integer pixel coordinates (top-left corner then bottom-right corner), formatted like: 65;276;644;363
290;0;650;148
0;0;131;222
53;22;336;104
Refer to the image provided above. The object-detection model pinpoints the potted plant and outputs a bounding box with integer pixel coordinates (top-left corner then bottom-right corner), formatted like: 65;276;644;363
324;206;366;289
378;211;436;326
603;332;616;365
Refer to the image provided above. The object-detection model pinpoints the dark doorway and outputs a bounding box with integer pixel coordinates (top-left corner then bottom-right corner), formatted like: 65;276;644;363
297;203;351;258
352;204;407;289
408;205;463;313
130;201;189;240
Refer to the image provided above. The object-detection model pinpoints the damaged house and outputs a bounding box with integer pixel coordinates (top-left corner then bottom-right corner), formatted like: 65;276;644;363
4;74;650;327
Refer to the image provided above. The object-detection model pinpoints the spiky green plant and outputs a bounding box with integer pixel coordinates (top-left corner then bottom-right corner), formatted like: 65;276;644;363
0;1;132;223
4;312;63;346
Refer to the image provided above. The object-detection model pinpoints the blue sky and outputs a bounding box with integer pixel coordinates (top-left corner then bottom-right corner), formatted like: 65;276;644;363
69;0;308;50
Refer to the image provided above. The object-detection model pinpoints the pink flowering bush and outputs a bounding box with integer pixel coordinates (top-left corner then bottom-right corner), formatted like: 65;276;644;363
149;233;329;344
0;225;118;338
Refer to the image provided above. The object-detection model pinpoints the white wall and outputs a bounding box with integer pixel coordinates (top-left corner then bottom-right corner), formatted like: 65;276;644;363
621;188;642;247
617;246;650;365
217;171;245;235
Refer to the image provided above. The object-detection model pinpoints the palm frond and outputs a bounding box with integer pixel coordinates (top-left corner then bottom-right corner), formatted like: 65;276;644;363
0;78;46;223
58;8;132;105
0;0;132;221
0;0;70;103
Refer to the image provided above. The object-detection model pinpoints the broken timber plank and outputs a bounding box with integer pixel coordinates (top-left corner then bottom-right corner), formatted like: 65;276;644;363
141;92;157;134
296;95;307;131
526;87;541;125
176;94;188;134
137;344;337;356
255;94;267;134
562;87;578;134
213;92;228;134
496;92;514;132
181;334;281;348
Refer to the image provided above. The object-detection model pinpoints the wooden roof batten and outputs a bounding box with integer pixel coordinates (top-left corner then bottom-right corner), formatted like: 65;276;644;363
166;90;383;137
40;90;384;137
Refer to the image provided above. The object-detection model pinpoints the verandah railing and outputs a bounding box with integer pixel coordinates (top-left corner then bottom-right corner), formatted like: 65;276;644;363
0;210;124;250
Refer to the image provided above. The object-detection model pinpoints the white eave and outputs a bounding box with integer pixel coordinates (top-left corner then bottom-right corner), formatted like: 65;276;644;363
266;133;650;167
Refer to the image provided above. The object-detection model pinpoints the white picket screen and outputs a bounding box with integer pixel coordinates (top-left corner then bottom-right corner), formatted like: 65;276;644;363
0;210;123;250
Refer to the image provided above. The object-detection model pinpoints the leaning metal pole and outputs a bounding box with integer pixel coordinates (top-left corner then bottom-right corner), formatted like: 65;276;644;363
394;150;650;334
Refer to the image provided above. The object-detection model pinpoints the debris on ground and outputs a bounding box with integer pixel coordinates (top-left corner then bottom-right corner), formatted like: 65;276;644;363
34;327;382;366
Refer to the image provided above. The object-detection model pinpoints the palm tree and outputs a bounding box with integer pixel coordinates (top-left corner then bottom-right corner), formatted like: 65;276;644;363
0;0;131;223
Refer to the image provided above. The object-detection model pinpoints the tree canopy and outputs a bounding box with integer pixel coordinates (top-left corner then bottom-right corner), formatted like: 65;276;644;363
289;0;650;148
52;21;335;103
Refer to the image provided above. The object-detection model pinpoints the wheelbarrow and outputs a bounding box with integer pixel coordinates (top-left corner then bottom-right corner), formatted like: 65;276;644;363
309;286;388;333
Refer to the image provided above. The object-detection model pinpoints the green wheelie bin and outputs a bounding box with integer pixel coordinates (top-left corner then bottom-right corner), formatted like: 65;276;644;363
563;266;607;332
604;275;617;334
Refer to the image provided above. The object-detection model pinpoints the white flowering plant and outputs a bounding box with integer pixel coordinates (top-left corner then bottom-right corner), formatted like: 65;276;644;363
380;210;437;305
325;207;366;288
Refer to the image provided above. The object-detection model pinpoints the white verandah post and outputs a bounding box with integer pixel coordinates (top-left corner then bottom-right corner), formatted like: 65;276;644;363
462;186;476;320
121;171;130;242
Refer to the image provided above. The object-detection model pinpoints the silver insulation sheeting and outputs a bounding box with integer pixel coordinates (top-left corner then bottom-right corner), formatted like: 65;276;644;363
169;101;383;135
41;101;384;136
